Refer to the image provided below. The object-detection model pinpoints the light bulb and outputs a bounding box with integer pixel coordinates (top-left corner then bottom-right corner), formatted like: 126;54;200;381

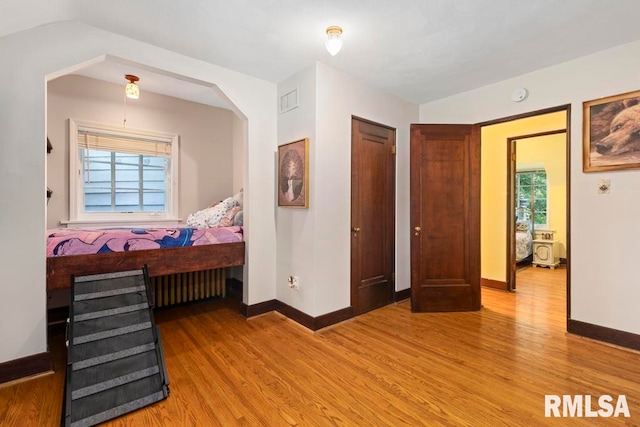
125;82;139;99
325;26;343;56
124;74;140;99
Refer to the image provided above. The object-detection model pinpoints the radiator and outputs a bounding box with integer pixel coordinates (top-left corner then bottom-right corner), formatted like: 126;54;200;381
150;268;226;308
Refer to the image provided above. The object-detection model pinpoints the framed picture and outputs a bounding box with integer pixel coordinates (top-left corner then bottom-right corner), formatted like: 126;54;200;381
278;138;309;208
583;89;640;172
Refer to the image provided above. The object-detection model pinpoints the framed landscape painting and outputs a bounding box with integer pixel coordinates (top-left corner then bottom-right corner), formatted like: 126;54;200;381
583;89;640;172
277;138;309;208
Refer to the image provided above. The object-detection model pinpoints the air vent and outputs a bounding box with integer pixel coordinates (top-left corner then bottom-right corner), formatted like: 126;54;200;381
279;87;299;114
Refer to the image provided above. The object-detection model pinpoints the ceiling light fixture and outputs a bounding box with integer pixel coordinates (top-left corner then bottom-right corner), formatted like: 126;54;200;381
325;26;343;56
125;74;140;99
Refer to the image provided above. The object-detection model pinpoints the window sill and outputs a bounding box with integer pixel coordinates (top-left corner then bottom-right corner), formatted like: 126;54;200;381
60;217;183;228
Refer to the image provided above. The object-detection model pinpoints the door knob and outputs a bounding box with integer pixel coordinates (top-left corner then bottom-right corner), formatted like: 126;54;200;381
351;227;361;232
414;226;422;236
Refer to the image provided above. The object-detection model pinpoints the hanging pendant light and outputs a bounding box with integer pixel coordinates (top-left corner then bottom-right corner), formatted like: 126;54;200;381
325;26;343;56
124;74;140;99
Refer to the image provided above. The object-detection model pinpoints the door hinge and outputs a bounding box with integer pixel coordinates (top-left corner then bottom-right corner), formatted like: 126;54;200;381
391;145;396;155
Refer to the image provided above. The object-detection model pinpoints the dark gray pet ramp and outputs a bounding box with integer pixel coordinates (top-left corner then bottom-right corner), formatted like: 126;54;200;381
63;268;169;427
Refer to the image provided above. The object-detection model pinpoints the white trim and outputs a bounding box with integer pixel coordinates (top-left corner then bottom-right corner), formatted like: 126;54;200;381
68;118;180;224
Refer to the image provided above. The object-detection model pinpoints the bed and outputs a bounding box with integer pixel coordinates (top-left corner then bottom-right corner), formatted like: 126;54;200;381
46;226;245;300
47;189;246;308
515;223;533;262
515;207;533;262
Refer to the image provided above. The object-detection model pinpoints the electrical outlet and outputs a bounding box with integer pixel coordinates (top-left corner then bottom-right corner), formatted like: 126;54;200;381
598;179;610;194
288;275;299;290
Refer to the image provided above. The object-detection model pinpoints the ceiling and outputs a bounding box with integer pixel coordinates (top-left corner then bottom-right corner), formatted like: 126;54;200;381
73;61;232;109
3;0;640;107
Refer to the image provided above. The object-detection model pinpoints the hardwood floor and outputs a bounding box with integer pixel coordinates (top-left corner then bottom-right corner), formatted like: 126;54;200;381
2;266;640;426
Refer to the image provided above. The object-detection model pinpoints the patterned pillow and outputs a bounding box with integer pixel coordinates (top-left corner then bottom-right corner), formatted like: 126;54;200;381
186;197;239;228
218;206;241;227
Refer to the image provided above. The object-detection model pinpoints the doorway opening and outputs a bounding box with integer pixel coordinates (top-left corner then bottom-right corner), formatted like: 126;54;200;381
479;106;570;314
408;105;570;316
506;128;567;290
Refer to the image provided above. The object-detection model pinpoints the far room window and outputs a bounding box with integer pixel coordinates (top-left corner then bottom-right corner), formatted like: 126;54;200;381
515;169;547;227
68;119;179;225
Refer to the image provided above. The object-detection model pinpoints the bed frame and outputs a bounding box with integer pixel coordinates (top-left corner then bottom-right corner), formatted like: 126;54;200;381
46;241;245;291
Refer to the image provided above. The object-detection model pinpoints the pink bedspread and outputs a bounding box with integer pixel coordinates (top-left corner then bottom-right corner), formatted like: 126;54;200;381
46;226;243;257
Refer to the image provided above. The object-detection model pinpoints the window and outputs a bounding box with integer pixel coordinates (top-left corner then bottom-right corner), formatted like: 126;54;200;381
516;169;547;226
68;119;179;225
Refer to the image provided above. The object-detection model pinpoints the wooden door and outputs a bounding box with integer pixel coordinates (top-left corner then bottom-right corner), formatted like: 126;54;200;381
410;124;481;312
351;117;395;315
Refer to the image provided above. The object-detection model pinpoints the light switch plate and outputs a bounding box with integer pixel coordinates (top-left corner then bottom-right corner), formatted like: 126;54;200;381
598;179;610;194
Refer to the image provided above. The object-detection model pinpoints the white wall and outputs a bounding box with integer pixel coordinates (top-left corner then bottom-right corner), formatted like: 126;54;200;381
420;40;640;335
47;74;235;228
232;113;245;194
0;21;276;364
228;113;246;282
277;63;418;317
276;65;318;313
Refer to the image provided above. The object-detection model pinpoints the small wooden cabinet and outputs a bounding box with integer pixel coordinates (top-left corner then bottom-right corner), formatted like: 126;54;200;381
532;229;559;269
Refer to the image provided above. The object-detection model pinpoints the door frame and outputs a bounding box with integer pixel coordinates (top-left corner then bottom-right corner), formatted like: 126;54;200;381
478;104;571;320
505;128;567;291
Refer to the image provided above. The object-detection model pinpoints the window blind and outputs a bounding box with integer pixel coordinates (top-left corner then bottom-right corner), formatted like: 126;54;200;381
78;131;171;157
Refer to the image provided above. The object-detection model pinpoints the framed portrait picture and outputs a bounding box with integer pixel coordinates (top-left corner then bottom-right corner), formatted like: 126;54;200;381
278;138;309;208
583;89;640;172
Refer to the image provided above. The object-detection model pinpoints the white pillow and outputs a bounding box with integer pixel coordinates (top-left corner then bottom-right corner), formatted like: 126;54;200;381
186;197;239;228
233;189;243;209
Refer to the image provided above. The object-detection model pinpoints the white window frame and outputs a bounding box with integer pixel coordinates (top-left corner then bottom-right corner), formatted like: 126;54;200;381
66;118;180;226
515;168;549;229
